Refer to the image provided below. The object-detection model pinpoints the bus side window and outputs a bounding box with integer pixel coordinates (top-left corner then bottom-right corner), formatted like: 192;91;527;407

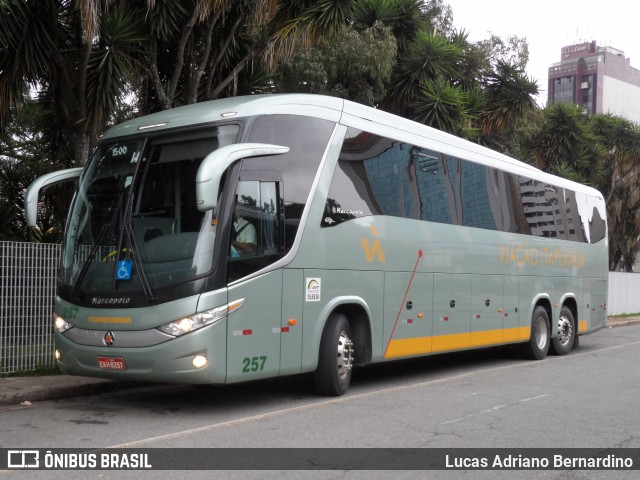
227;180;284;282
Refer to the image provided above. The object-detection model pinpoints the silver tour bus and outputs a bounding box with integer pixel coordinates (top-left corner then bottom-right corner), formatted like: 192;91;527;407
26;94;608;395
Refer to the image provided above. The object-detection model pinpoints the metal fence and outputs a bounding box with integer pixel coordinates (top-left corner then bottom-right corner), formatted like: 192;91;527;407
0;240;639;374
0;241;59;374
607;272;640;316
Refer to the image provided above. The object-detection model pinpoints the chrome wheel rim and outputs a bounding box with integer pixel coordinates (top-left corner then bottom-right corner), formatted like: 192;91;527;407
557;315;574;347
337;330;354;379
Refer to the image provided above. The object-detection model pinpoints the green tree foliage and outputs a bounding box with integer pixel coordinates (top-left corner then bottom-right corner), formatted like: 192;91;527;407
476;60;538;148
0;99;68;241
352;0;426;52
589;114;640;270
277;22;397;106
476;34;531;72
527;103;605;185
413;77;470;134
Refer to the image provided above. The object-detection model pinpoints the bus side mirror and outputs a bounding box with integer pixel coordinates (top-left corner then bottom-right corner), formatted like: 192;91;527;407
25;167;83;227
196;143;289;212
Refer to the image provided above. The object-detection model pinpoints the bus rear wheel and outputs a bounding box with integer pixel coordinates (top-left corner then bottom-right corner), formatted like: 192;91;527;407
520;306;550;360
314;313;354;396
550;306;575;355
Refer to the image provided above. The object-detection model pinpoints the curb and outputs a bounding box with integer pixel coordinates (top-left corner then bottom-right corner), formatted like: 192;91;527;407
607;318;640;328
0;377;139;407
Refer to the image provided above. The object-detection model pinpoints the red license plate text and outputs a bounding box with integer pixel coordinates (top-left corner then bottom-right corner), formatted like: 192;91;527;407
97;357;126;370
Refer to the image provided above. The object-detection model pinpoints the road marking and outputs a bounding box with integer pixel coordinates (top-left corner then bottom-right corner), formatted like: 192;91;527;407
109;339;640;448
438;394;550;426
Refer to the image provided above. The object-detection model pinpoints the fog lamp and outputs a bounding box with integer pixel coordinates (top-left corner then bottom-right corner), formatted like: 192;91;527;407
192;355;208;369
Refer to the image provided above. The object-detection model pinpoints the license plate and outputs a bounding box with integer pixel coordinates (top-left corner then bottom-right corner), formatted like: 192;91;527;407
97;357;126;370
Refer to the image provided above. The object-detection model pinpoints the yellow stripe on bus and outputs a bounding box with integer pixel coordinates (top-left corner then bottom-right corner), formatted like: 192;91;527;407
579;320;588;332
384;326;531;359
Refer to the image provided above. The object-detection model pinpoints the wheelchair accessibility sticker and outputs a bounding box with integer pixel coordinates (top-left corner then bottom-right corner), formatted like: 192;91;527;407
116;260;132;281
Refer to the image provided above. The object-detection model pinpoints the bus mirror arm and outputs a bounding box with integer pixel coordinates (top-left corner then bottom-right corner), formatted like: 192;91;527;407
195;143;289;212
25;167;83;227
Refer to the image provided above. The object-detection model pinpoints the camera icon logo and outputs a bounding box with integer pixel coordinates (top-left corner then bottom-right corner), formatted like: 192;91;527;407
7;450;39;468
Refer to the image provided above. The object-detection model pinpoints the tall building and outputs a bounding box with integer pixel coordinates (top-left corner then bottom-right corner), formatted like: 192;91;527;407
548;41;640;123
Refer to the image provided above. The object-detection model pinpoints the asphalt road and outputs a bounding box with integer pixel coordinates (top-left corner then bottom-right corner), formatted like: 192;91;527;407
2;324;640;480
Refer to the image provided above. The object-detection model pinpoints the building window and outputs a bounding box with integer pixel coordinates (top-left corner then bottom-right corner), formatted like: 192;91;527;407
553;76;575;104
582;74;594;113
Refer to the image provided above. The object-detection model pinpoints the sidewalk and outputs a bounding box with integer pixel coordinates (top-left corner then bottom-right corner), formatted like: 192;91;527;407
1;316;639;407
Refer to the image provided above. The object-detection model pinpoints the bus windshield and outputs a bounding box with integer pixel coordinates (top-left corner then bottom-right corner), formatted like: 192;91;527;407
60;125;239;303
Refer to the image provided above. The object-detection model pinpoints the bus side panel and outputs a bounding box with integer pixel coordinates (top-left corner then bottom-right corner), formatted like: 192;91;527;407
470;275;504;347
280;269;304;376
518;276;555;340
588;279;607;332
383;273;434;360
301;269;384;372
432;274;471;353
502;275;521;343
226;270;282;383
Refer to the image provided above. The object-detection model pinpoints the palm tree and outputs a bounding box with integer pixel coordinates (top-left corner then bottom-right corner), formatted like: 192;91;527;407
413;77;469;134
590;114;640;270
386;29;465;117
1;0;144;166
479;61;538;139
526;103;605;185
352;0;424;52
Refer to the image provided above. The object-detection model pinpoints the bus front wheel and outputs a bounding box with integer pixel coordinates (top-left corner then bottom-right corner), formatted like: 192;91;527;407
550;306;575;355
314;313;354;396
520;306;550;360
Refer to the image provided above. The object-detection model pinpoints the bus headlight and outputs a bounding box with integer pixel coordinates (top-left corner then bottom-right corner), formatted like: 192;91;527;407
53;314;73;333
157;299;244;337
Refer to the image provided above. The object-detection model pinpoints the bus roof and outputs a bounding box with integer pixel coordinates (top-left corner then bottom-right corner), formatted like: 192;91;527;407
102;94;603;200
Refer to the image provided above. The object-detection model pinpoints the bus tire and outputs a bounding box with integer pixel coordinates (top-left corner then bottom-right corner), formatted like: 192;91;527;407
314;313;354;396
550;306;575;355
520;306;550;360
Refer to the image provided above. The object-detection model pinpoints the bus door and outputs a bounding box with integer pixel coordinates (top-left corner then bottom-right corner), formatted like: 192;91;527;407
225;177;287;382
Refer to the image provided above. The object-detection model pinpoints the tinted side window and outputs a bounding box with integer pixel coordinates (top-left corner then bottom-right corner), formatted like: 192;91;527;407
564;189;606;243
324;129;505;229
324;128;601;244
246;115;335;249
227;179;285;282
324;129;421;226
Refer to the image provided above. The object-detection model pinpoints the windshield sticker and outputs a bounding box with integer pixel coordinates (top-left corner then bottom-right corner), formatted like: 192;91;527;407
306;278;321;302
116;260;132;281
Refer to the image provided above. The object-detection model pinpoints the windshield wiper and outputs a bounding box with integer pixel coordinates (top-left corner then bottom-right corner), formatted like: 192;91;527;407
113;222;156;301
71;187;126;302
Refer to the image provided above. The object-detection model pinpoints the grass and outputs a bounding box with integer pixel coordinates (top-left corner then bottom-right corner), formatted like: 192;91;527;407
608;312;640;319
0;342;58;377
